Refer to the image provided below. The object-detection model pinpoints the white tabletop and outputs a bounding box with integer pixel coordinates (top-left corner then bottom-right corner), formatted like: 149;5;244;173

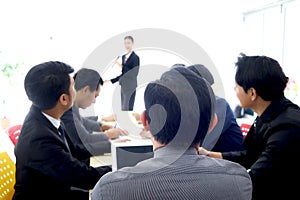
110;135;153;147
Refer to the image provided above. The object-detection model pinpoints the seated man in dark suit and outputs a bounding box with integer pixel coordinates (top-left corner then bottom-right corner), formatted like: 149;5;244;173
61;68;128;160
187;64;244;152
91;67;252;200
13;62;111;200
198;54;300;199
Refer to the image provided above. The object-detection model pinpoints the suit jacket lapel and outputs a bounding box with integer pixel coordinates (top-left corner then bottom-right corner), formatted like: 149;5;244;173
123;51;135;65
30;105;73;153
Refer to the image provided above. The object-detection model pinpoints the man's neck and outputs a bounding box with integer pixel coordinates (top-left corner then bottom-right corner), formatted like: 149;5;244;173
151;137;165;151
152;138;200;152
252;98;272;117
42;108;62;120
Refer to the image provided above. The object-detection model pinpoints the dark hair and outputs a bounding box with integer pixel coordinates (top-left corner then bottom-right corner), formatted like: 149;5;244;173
187;64;215;85
73;68;103;92
124;35;134;43
235;53;288;101
144;67;215;147
171;63;186;68
24;61;74;110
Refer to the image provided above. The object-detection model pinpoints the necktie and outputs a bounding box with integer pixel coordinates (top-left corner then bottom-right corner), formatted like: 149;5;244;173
58;125;70;151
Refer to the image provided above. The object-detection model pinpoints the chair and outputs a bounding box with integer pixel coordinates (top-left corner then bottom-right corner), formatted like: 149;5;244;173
240;123;251;138
6;125;22;145
0;151;15;200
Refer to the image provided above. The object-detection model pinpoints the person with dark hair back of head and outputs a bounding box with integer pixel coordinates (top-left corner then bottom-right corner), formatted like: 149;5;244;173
91;67;252;200
186;64;244;152
13;62;111;200
61;68;128;165
198;54;300;200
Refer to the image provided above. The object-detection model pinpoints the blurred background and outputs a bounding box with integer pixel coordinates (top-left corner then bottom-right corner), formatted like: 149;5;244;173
1;0;300;129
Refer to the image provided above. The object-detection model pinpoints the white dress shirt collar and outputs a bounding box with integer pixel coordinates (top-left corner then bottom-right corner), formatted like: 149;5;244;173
42;112;60;129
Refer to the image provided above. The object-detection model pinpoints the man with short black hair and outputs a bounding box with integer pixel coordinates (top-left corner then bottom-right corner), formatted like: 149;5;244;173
13;62;111;200
92;67;252;200
62;68;127;160
199;54;300;199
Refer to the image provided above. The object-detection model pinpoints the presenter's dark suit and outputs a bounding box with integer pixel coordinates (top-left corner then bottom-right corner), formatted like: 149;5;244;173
223;98;300;200
13;105;111;200
111;51;140;111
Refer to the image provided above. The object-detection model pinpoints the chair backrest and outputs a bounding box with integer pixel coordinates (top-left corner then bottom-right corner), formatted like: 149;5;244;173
240;123;251;138
0;151;15;200
6;125;22;145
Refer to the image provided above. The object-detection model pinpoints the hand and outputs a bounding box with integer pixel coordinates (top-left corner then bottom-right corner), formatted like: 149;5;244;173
101;114;117;122
104;80;111;84
101;124;113;131
197;147;210;156
114;138;131;143
139;129;152;139
105;128;129;139
132;113;141;122
115;60;122;67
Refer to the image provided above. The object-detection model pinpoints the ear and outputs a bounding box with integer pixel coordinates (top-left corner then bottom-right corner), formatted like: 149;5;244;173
248;88;257;101
141;110;150;131
59;94;69;106
207;113;218;134
82;86;90;94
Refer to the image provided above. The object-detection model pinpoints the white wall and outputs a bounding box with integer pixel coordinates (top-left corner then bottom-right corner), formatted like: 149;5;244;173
242;0;300;105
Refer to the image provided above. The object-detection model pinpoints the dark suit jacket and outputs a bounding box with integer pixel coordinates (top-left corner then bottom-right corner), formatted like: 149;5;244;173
223;98;300;200
202;97;244;152
13;105;110;200
61;105;111;158
111;51;140;90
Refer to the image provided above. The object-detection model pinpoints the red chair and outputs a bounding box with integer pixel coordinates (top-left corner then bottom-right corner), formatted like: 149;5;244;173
6;125;22;145
240;123;251;138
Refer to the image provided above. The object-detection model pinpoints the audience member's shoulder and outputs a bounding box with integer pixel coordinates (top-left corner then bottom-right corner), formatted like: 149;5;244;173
216;96;231;107
98;169;132;187
202;156;249;177
99;158;156;186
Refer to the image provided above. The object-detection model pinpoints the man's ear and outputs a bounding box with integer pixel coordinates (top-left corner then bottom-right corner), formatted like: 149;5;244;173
141;110;150;131
59;94;69;106
207;113;218;134
83;86;90;94
248;87;257;101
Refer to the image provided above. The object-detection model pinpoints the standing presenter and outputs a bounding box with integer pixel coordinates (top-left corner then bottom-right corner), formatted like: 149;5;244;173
105;36;140;111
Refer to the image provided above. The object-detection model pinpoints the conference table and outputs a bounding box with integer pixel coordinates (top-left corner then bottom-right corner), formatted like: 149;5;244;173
90;116;154;170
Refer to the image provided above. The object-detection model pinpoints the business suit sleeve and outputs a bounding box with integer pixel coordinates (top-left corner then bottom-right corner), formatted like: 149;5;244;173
111;75;121;84
63;113;110;156
133;55;140;68
222;150;251;168
82;116;102;133
131;55;140;77
28;133;110;190
211;100;244;152
73;121;111;156
248;126;299;196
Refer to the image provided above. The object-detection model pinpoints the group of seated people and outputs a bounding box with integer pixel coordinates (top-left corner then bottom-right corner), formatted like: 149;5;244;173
12;54;300;200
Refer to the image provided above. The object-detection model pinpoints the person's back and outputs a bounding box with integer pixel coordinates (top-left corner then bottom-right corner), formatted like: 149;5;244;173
92;67;252;200
92;148;251;200
208;97;244;152
186;64;244;152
